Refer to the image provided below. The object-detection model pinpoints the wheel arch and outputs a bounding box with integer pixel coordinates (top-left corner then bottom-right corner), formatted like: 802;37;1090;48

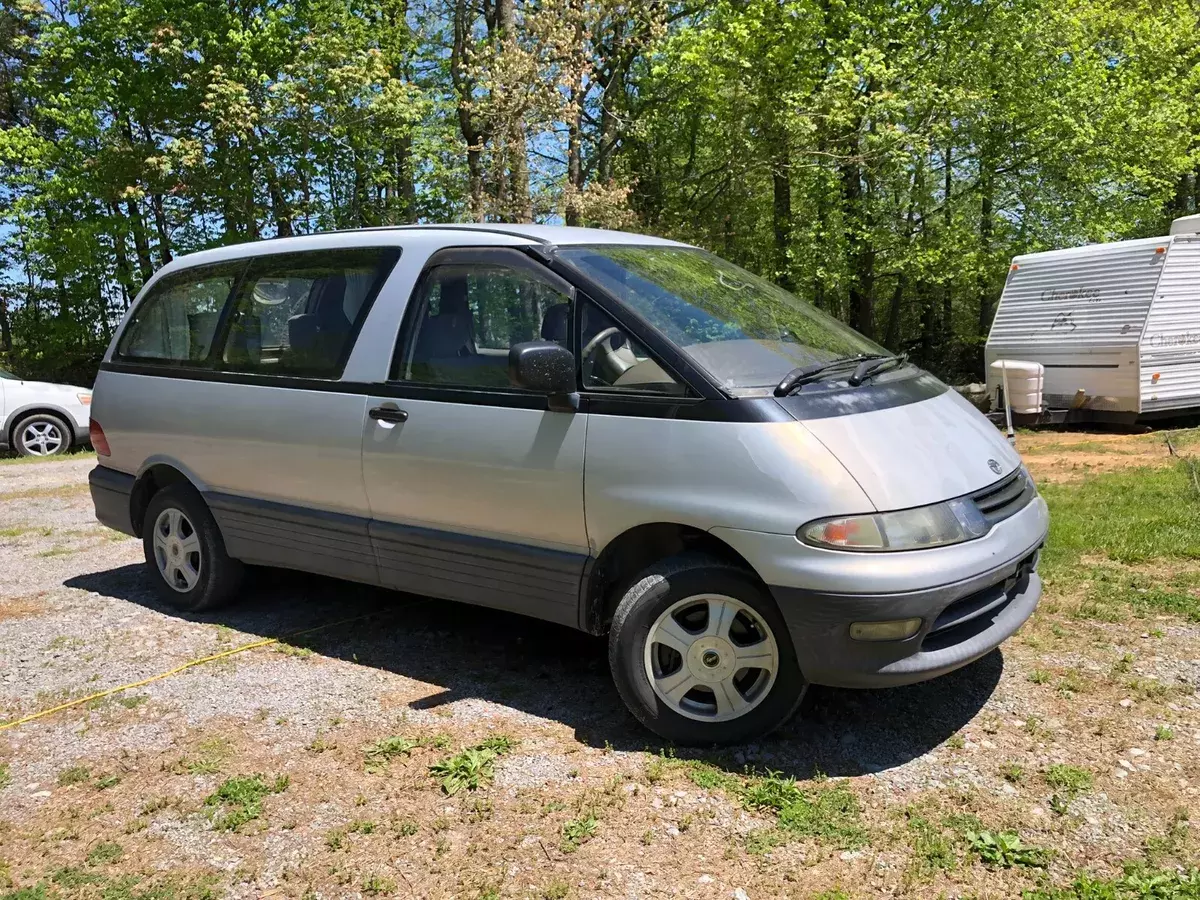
6;405;78;449
581;522;765;635
129;461;207;537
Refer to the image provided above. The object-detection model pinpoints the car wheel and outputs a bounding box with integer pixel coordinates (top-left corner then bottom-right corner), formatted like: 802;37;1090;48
608;553;806;745
142;483;244;612
13;413;71;457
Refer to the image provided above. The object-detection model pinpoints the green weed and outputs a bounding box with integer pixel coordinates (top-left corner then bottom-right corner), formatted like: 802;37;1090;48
57;766;90;787
1024;862;1200;898
966;830;1049;868
1045;764;1093;797
428;736;515;795
203;774;289;832
85;842;122;866
742;772;866;849
561;814;598;852
1156;725;1175;741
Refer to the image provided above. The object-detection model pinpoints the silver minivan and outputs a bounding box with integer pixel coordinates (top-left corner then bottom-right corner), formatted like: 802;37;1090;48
88;225;1049;744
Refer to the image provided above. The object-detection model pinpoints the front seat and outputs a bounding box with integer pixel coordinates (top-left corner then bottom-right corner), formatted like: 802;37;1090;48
541;303;570;345
413;276;476;361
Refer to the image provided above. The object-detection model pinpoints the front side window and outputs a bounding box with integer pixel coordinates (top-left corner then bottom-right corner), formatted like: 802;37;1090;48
395;262;572;389
558;246;886;395
220;247;399;377
0;368;17;380
117;264;241;364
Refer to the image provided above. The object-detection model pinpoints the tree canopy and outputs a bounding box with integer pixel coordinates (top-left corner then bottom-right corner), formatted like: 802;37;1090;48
1;0;1197;384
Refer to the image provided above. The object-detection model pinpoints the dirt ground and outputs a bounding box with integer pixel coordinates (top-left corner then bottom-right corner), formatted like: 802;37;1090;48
1;446;1199;899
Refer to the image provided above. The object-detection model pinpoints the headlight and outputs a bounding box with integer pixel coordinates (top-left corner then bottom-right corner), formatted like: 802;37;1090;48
800;496;989;552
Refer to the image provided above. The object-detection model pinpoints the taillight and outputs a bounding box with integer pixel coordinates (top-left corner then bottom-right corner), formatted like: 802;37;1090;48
89;419;111;457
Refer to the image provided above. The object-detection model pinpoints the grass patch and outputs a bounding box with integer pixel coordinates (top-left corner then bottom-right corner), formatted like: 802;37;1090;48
742;772;866;849
203;774;289;832
428;735;516;795
1040;464;1200;621
173;736;232;776
904;810;956;878
1045;764;1092;798
1156;725;1175;741
57;766;90;787
85;842;122;866
0;763;10;790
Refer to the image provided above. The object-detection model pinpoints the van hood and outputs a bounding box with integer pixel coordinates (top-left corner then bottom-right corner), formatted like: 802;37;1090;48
799;388;1022;511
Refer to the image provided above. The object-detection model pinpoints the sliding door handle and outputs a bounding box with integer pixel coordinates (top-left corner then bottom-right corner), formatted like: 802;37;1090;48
369;406;409;424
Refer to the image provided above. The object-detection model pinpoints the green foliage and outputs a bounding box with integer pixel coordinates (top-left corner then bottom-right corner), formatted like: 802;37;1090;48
428;736;515;795
560;814;599;852
203;774;289;832
4;0;1200;384
0;763;9;790
1024;864;1200;899
967;830;1050;868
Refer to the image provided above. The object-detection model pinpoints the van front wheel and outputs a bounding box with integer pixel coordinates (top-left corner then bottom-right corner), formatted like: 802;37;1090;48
608;554;806;745
142;484;244;612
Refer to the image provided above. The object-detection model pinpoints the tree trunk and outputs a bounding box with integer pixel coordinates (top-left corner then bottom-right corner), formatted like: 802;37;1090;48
976;143;996;341
149;193;172;264
772;140;793;290
841;158;874;338
124;198;155;281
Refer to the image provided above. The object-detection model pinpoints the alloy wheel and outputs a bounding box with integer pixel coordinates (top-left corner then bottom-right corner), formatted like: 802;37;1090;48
152;508;202;593
21;421;63;456
643;593;779;722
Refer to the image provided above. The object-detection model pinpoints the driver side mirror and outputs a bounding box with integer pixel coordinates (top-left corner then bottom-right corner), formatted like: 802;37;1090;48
508;341;578;409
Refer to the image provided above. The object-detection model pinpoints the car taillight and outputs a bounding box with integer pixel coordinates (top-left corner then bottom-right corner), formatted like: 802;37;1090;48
89;419;111;457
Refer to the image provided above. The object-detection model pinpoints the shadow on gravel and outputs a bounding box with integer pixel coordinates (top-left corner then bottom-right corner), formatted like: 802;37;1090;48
67;563;1001;779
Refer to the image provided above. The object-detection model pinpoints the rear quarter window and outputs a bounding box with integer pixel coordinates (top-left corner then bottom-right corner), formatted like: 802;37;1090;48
116;263;243;365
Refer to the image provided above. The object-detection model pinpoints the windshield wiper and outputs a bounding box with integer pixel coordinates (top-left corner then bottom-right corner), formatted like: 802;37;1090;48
848;353;908;386
773;354;887;397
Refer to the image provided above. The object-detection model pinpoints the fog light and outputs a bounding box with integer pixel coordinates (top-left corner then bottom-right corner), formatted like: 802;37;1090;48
849;618;922;642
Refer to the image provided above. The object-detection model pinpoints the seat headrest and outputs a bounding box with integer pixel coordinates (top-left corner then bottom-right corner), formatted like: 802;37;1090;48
541;303;570;343
439;276;470;319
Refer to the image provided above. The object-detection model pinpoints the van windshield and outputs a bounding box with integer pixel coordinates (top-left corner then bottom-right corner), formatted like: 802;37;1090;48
557;245;886;395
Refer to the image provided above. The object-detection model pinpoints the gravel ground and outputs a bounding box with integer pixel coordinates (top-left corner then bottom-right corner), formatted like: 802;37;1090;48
1;454;1199;899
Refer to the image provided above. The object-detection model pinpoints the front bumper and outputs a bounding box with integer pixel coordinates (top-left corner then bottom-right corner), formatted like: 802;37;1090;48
770;549;1041;688
712;495;1049;689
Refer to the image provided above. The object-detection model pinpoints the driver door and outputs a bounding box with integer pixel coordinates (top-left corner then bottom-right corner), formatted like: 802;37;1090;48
361;248;589;627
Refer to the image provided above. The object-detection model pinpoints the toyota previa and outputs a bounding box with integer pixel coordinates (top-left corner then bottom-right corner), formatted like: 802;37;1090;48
87;225;1049;744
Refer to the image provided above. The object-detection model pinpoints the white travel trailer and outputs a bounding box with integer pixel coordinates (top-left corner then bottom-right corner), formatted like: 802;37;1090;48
985;215;1200;422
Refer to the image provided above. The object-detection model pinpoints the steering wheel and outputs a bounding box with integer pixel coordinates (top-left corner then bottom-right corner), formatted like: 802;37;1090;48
581;326;623;362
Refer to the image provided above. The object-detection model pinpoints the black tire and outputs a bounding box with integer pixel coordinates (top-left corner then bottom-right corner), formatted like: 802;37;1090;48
608;553;807;746
142;483;244;612
12;412;72;457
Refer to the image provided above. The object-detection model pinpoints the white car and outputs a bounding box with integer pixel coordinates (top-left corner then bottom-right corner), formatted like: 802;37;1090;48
0;368;93;457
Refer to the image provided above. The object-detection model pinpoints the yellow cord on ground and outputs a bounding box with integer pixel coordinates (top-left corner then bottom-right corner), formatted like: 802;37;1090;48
0;612;378;732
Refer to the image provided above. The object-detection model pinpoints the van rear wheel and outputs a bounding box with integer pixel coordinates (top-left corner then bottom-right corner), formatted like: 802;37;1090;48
142;484;244;612
607;553;806;745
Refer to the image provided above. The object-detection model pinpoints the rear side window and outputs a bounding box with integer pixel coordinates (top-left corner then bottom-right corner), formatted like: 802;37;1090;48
116;264;241;364
220;248;399;377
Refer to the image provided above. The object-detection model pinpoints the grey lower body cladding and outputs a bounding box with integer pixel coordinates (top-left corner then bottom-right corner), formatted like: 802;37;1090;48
771;547;1042;689
201;489;585;628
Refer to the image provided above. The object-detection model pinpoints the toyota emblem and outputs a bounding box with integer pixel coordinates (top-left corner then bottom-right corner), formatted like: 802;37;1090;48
988;458;1002;474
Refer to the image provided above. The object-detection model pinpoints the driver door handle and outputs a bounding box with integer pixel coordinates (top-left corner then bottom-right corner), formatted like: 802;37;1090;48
369;406;408;424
